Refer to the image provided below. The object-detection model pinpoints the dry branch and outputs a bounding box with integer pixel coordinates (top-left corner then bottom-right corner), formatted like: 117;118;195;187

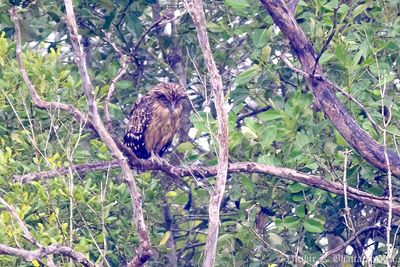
185;1;229;266
62;0;152;265
260;0;400;177
14;160;120;183
9;8;93;130
0;244;94;267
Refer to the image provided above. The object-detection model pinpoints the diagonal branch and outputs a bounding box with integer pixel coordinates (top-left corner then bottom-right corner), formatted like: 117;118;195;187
184;1;229;266
259;0;400;178
62;1;152;265
0;196;38;246
9;8;93;131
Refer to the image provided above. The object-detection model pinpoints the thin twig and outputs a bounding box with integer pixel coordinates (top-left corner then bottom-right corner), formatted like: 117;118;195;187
104;56;128;133
311;3;340;77
9;8;93;131
236;106;272;124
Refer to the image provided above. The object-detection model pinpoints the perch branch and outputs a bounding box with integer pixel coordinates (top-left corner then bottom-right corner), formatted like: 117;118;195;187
15;160;400;218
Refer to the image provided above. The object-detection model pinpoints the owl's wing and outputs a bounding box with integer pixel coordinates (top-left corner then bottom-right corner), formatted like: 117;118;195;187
124;98;152;159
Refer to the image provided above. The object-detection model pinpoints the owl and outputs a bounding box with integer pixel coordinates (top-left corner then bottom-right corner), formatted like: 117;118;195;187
124;83;187;159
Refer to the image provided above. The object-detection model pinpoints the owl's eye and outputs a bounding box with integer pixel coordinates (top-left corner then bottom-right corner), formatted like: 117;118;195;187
159;95;169;103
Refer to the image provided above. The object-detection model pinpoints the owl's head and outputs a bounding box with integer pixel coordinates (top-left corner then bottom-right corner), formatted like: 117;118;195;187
150;83;187;112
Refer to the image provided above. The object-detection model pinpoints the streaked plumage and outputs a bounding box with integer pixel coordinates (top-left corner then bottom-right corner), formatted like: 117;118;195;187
124;83;187;159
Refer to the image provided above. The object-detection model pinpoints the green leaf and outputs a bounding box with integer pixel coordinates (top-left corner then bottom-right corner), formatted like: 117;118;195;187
235;65;260;85
295;205;306;218
283;216;301;230
241;126;258;140
251;28;271;48
261;125;277;149
176;142;194;153
258;110;283;121
207;22;225;33
165;191;178;198
288;183;309;193
224;0;249;11
303;218;325;233
116;80;133;90
240;175;255;195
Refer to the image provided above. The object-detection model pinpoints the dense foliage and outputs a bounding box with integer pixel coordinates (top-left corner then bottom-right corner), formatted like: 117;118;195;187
0;0;400;266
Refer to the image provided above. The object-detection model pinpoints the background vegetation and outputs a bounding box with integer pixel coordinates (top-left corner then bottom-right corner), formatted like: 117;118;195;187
0;0;400;266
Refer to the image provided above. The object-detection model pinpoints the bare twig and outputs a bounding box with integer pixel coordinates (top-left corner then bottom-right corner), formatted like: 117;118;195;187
62;1;152;265
311;3;340;77
380;73;393;266
236;106;272;125
286;0;300;16
0;196;70;266
0;244;94;267
184;1;229;266
0;196;38;246
104;56;128;133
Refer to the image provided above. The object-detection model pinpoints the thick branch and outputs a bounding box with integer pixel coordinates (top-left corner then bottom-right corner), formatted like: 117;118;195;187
185;1;229;266
259;0;400;177
63;1;152;265
0;244;94;267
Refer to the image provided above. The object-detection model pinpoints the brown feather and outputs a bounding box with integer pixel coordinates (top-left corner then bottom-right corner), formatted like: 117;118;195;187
124;83;187;159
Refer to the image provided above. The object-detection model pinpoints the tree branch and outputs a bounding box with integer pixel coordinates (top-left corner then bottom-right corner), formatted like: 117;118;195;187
15;160;400;216
14;160;120;183
9;8;94;131
62;1;152;265
236;106;272;125
259;0;400;177
184;1;229;266
0;244;94;267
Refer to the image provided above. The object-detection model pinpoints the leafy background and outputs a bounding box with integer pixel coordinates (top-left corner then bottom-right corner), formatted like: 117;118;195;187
0;0;400;265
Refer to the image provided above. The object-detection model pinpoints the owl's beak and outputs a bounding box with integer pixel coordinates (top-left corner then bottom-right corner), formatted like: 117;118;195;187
168;102;176;112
